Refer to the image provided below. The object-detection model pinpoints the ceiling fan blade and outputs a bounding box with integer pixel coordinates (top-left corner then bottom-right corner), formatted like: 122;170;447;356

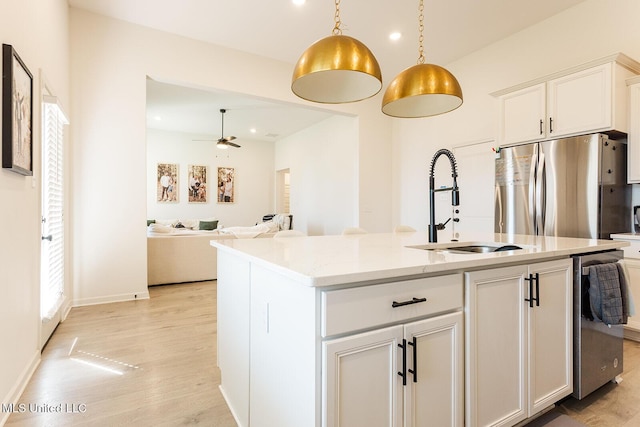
227;141;241;148
227;135;237;141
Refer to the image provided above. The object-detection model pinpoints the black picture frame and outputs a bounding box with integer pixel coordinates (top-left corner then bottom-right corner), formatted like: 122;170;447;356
2;43;33;176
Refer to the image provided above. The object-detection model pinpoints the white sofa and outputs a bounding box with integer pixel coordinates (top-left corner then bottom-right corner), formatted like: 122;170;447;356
146;221;280;286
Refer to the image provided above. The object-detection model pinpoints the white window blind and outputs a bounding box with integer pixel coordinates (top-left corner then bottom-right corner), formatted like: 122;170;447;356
41;95;68;320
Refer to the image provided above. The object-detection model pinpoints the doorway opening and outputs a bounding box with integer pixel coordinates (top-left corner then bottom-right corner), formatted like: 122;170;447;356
276;168;290;214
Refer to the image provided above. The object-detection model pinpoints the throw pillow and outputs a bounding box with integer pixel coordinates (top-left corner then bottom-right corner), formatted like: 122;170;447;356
147;219;156;226
199;220;219;231
148;223;172;233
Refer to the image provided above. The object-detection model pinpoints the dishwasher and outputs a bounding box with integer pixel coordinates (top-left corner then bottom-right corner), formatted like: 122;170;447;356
572;250;624;399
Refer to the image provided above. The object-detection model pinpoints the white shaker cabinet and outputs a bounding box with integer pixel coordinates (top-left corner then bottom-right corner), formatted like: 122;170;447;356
324;312;463;427
627;76;640;183
322;274;464;427
495;54;640;146
465;258;572;427
497;83;546;145
610;235;640;339
233;257;464;427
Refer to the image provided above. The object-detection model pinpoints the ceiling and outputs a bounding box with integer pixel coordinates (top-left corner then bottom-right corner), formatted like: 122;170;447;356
69;0;587;142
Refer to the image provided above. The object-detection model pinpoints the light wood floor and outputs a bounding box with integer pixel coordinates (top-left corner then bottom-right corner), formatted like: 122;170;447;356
6;281;236;427
6;281;640;427
552;338;640;427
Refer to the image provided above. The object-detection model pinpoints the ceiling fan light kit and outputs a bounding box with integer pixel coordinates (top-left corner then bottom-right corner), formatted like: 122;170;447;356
292;0;463;118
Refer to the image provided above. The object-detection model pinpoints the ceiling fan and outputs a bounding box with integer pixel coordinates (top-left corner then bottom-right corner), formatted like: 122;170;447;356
215;108;241;149
194;108;241;149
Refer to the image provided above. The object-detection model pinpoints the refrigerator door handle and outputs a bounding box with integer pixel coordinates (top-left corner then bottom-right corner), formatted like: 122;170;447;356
529;151;538;234
536;152;545;235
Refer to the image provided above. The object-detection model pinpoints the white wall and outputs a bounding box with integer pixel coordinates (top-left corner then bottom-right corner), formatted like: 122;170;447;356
0;0;69;421
392;0;640;233
146;128;275;227
69;9;392;305
275;115;359;236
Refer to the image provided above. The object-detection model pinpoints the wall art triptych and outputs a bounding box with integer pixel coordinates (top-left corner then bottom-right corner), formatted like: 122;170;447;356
157;163;236;204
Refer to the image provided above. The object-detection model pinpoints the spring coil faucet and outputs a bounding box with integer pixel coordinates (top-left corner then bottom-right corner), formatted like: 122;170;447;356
429;149;460;243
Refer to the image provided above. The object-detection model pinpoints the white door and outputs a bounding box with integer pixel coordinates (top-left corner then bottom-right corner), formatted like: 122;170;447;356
623;258;640;333
323;325;403;427
627;81;640;183
465;266;528;427
546;63;612;138
453;141;496;234
498;83;546;145
404;312;464;427
528;259;573;414
40;94;68;347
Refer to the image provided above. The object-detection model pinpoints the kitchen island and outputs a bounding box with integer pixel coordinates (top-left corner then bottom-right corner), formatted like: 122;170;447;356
211;232;626;427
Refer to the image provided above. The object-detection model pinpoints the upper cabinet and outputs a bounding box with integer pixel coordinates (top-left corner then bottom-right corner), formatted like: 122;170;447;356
627;75;640;183
493;54;640;146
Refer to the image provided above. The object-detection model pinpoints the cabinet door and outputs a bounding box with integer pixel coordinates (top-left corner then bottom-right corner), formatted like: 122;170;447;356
404;312;463;427
623;258;640;334
465;266;528;427
547;63;612;138
323;325;403;427
498;83;546;145
628;83;640;183
528;259;573;415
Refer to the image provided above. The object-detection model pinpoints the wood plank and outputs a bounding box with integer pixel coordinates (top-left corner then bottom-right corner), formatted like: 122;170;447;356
5;281;237;426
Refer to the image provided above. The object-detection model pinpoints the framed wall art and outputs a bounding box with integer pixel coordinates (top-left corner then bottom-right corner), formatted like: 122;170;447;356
217;167;235;203
2;44;34;176
188;164;207;203
157;163;179;203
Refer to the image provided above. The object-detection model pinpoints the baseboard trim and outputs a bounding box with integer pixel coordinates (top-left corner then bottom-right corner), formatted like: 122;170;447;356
0;350;40;427
72;291;150;307
219;385;244;427
624;328;640;342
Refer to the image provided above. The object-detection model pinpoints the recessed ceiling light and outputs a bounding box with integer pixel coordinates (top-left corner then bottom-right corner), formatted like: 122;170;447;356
292;0;306;6
250;128;257;134
154;116;162;121
389;32;402;41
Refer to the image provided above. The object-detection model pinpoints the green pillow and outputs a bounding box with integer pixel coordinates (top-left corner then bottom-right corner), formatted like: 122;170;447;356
147;219;156;226
199;220;218;231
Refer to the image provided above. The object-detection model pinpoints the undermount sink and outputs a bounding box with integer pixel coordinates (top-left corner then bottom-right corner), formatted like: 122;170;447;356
406;243;523;255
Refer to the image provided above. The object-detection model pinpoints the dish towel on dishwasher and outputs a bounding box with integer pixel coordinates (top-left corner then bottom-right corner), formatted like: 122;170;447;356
588;263;628;325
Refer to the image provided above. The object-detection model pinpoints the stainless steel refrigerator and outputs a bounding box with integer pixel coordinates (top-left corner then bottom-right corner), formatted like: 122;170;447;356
495;133;631;400
494;133;630;239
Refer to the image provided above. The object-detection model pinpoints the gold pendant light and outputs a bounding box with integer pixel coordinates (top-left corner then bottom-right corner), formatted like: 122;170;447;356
291;0;382;104
382;0;463;118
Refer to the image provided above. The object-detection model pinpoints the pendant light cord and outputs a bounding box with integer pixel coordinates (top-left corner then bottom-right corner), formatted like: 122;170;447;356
417;0;425;64
332;0;342;35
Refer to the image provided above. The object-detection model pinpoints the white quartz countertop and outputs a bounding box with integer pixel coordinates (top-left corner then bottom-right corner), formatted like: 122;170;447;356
211;231;627;287
611;233;640;241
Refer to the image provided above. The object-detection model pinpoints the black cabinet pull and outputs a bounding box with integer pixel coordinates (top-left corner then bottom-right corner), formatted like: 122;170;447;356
549;117;553;133
398;339;407;386
539;119;543;135
525;273;541;307
392;297;427;308
525;274;534;308
407;337;417;383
